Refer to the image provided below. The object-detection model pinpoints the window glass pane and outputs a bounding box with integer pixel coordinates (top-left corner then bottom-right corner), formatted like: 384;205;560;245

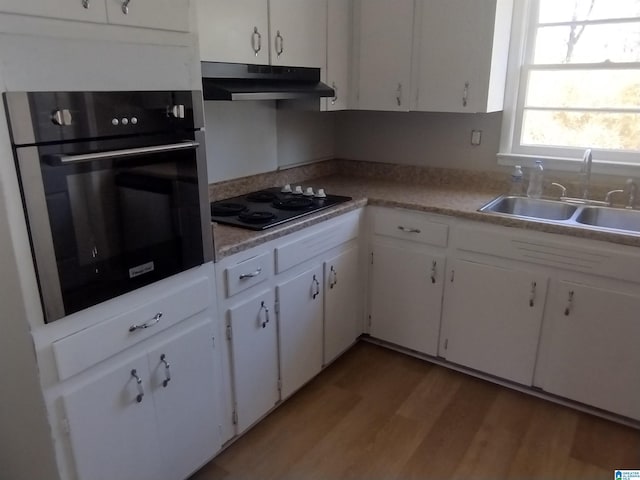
539;0;640;24
526;70;640;108
533;23;640;64
522;110;640;150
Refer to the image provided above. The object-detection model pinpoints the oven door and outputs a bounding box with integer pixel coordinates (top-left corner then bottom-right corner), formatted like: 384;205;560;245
16;131;212;323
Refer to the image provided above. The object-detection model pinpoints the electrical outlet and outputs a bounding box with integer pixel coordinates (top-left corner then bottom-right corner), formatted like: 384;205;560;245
471;130;482;146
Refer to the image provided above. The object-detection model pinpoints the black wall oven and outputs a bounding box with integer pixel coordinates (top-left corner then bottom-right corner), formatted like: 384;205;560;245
4;91;213;323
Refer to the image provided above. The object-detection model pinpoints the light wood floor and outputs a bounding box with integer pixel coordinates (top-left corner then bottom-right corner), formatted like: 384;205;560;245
191;342;640;480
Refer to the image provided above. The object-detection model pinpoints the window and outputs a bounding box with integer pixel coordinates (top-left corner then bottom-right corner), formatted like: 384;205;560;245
500;0;640;171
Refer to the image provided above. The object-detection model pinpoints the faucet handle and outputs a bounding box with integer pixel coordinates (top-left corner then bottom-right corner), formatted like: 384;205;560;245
605;189;624;206
550;182;567;198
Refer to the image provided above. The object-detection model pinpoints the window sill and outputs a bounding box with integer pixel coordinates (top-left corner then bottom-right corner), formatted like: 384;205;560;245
497;153;640;178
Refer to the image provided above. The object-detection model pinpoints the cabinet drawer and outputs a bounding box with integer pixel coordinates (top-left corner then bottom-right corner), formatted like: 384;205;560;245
275;214;360;273
53;275;211;381
374;209;448;247
225;251;272;298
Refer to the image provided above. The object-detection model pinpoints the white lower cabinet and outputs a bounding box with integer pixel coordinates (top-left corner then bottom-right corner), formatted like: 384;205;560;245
226;289;279;433
63;320;219;480
369;242;444;355
276;264;324;399
540;280;640;420
440;259;548;385
323;245;361;364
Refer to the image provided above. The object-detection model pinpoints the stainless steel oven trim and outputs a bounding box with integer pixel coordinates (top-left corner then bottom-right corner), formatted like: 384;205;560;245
194;129;213;264
16;146;66;321
54;141;200;164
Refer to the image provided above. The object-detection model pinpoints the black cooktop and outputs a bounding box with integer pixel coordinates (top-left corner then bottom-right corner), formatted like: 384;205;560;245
210;187;352;230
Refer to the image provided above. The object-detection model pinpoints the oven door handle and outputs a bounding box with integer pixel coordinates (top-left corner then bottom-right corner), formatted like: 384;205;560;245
51;140;200;164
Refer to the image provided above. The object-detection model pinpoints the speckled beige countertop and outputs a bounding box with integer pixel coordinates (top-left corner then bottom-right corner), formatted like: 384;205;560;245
212;172;640;261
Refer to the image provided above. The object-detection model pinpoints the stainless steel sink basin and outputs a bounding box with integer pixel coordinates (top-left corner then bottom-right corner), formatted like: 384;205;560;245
479;196;578;221
575;206;640;233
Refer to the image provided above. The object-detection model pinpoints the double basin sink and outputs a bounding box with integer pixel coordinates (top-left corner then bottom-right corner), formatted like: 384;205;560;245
479;195;640;234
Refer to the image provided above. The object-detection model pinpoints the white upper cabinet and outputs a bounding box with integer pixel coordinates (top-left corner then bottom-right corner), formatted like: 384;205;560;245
196;0;327;71
105;0;190;32
269;0;327;71
0;0;189;31
325;0;351;110
0;0;107;22
413;0;513;112
196;0;270;64
355;0;414;111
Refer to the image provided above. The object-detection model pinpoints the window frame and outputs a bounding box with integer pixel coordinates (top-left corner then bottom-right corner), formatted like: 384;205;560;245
499;0;640;176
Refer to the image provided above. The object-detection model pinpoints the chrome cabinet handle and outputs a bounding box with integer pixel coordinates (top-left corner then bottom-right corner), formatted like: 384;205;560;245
131;369;144;403
564;290;574;316
160;354;171;387
312;275;320;299
252;26;262;56
82;0;89;8
331;82;338;105
462;81;469;107
329;266;338;289
396;83;402;106
129;312;162;332
430;261;437;284
529;281;537;307
259;301;270;328
275;30;284;57
121;0;130;14
239;267;262;280
397;225;421;234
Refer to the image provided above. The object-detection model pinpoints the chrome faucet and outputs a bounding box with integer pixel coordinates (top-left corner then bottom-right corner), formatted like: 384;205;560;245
580;148;592;199
626;178;638;209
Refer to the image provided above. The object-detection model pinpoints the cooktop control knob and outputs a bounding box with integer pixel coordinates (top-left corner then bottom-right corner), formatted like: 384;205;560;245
303;187;314;197
281;184;292;193
52;109;73;126
315;188;327;198
293;185;303;195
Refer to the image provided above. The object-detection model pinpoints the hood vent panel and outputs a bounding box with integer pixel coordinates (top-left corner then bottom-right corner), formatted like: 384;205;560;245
201;62;335;101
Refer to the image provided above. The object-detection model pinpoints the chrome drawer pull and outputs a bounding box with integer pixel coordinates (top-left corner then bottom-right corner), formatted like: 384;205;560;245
260;301;270;328
312;275;320;299
121;0;131;14
398;226;421;234
239;267;262;280
160;354;171;387
129;312;162;332
131;369;144;403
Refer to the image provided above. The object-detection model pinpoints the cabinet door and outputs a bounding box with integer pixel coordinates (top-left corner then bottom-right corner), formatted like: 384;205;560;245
441;259;547;385
196;0;270;64
324;245;360;364
148;320;220;480
356;0;414;111
63;356;161;480
270;0;328;71
227;289;279;433
0;0;107;22
277;264;324;399
414;0;509;112
369;242;444;356
542;281;640;420
105;0;190;31
325;0;351;111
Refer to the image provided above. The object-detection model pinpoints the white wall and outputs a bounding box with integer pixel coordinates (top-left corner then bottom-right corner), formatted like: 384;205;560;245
335;110;504;172
204;101;336;183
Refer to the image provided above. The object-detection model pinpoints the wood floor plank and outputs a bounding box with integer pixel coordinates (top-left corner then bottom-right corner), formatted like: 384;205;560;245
571;413;640;470
398;376;500;480
506;401;580;478
191;342;640;480
452;389;538;479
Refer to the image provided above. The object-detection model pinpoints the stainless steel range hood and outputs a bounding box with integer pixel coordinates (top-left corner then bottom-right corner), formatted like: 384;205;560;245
201;62;335;101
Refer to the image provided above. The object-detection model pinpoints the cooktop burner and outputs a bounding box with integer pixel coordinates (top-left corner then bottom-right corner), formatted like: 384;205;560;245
210;202;248;217
210;187;352;231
